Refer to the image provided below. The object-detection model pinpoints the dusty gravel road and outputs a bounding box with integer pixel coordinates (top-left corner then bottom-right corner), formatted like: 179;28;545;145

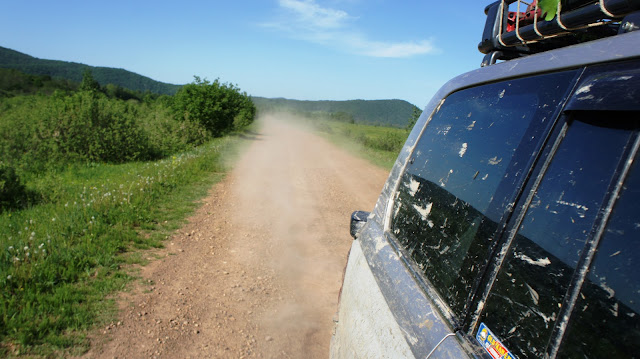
82;115;389;358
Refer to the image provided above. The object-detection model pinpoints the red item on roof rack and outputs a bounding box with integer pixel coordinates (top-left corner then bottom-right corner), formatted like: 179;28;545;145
479;0;640;66
506;0;542;32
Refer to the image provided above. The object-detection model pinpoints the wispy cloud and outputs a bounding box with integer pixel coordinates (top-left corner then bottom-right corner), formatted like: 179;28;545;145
279;0;352;29
263;0;438;58
344;35;437;58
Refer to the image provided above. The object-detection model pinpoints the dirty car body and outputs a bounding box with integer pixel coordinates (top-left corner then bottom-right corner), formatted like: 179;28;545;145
330;3;640;358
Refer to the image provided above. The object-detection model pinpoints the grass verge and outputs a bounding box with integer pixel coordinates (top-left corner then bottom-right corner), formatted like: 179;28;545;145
309;119;407;170
0;134;248;357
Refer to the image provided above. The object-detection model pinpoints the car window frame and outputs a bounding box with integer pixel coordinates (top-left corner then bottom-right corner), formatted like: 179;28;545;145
553;133;640;358
381;68;583;330
551;124;640;358
468;114;639;356
465;59;640;358
380;61;640;357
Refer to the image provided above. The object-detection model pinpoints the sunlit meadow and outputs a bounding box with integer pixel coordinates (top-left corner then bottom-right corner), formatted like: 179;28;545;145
0;136;241;355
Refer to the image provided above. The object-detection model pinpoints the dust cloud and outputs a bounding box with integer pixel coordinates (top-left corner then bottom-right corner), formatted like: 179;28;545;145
81;113;388;359
228;114;388;357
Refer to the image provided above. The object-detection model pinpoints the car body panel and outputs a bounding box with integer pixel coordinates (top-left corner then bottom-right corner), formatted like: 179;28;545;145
330;238;414;358
331;30;640;359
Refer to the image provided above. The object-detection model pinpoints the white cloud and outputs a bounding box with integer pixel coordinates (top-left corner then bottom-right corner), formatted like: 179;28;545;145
344;35;438;58
265;0;438;58
279;0;352;29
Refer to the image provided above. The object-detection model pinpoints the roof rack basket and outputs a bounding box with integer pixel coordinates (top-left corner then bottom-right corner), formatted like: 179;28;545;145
479;0;640;66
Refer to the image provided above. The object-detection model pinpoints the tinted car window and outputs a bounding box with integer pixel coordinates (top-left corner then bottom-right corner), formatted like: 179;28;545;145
558;150;640;359
390;71;577;319
477;113;637;358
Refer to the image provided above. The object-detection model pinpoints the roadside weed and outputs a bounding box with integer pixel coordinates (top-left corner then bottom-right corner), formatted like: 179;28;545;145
311;119;407;169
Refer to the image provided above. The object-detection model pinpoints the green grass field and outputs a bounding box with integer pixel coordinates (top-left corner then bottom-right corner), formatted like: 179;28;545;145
310;119;408;170
0;134;247;357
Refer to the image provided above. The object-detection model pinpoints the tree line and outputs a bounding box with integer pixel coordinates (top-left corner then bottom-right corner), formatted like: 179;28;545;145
0;46;181;95
252;97;421;128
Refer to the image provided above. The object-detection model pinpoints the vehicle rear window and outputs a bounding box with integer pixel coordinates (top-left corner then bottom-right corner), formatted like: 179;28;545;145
389;71;577;319
477;113;637;357
558;149;640;359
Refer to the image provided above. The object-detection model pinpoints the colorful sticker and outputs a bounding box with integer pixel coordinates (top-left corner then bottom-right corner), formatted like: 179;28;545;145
476;322;516;359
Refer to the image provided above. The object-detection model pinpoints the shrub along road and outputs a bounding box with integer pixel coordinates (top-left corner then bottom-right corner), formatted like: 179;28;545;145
81;114;389;358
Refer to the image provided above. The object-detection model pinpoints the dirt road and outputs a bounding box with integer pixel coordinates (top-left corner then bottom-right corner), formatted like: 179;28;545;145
82;115;389;358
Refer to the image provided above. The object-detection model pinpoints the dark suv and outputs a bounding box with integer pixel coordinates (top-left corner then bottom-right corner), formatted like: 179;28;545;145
331;1;640;358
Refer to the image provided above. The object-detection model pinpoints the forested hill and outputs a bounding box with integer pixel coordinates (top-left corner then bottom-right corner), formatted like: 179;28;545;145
1;45;419;127
0;46;180;95
253;97;419;128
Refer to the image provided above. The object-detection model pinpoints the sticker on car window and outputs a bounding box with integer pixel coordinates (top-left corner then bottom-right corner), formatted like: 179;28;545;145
476;323;516;359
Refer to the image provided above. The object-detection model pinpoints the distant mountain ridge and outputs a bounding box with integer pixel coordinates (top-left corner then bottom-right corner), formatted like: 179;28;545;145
252;97;418;128
1;46;417;127
0;46;180;95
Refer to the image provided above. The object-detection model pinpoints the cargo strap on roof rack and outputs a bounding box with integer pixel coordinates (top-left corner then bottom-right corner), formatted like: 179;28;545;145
479;0;640;66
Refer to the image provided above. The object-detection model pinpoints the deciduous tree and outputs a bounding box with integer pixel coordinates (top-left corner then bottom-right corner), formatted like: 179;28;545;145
171;76;256;137
80;69;100;92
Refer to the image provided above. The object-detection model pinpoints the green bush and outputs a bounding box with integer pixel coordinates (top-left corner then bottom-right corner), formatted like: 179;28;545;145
233;96;257;131
34;91;150;164
314;122;334;134
364;132;406;152
171;76;256;137
0;162;27;210
141;104;210;158
330;111;355;124
0;96;47;172
349;130;404;152
0;76;255;173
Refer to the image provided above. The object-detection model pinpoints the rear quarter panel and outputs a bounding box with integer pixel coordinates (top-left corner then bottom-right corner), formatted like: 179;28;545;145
331;220;474;359
330;238;414;358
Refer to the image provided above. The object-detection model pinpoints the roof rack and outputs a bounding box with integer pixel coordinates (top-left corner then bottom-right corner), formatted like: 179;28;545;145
479;0;640;66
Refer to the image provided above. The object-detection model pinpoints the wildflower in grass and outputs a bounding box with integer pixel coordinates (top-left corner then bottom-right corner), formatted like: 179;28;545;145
39;243;44;249
7;275;11;280
8;246;13;250
52;218;56;222
23;246;28;251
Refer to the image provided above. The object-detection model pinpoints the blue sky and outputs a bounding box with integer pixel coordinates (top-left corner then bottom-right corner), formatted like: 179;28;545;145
1;0;488;107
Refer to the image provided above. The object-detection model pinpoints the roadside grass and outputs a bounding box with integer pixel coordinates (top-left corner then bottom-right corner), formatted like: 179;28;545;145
0;134;247;357
310;119;407;170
